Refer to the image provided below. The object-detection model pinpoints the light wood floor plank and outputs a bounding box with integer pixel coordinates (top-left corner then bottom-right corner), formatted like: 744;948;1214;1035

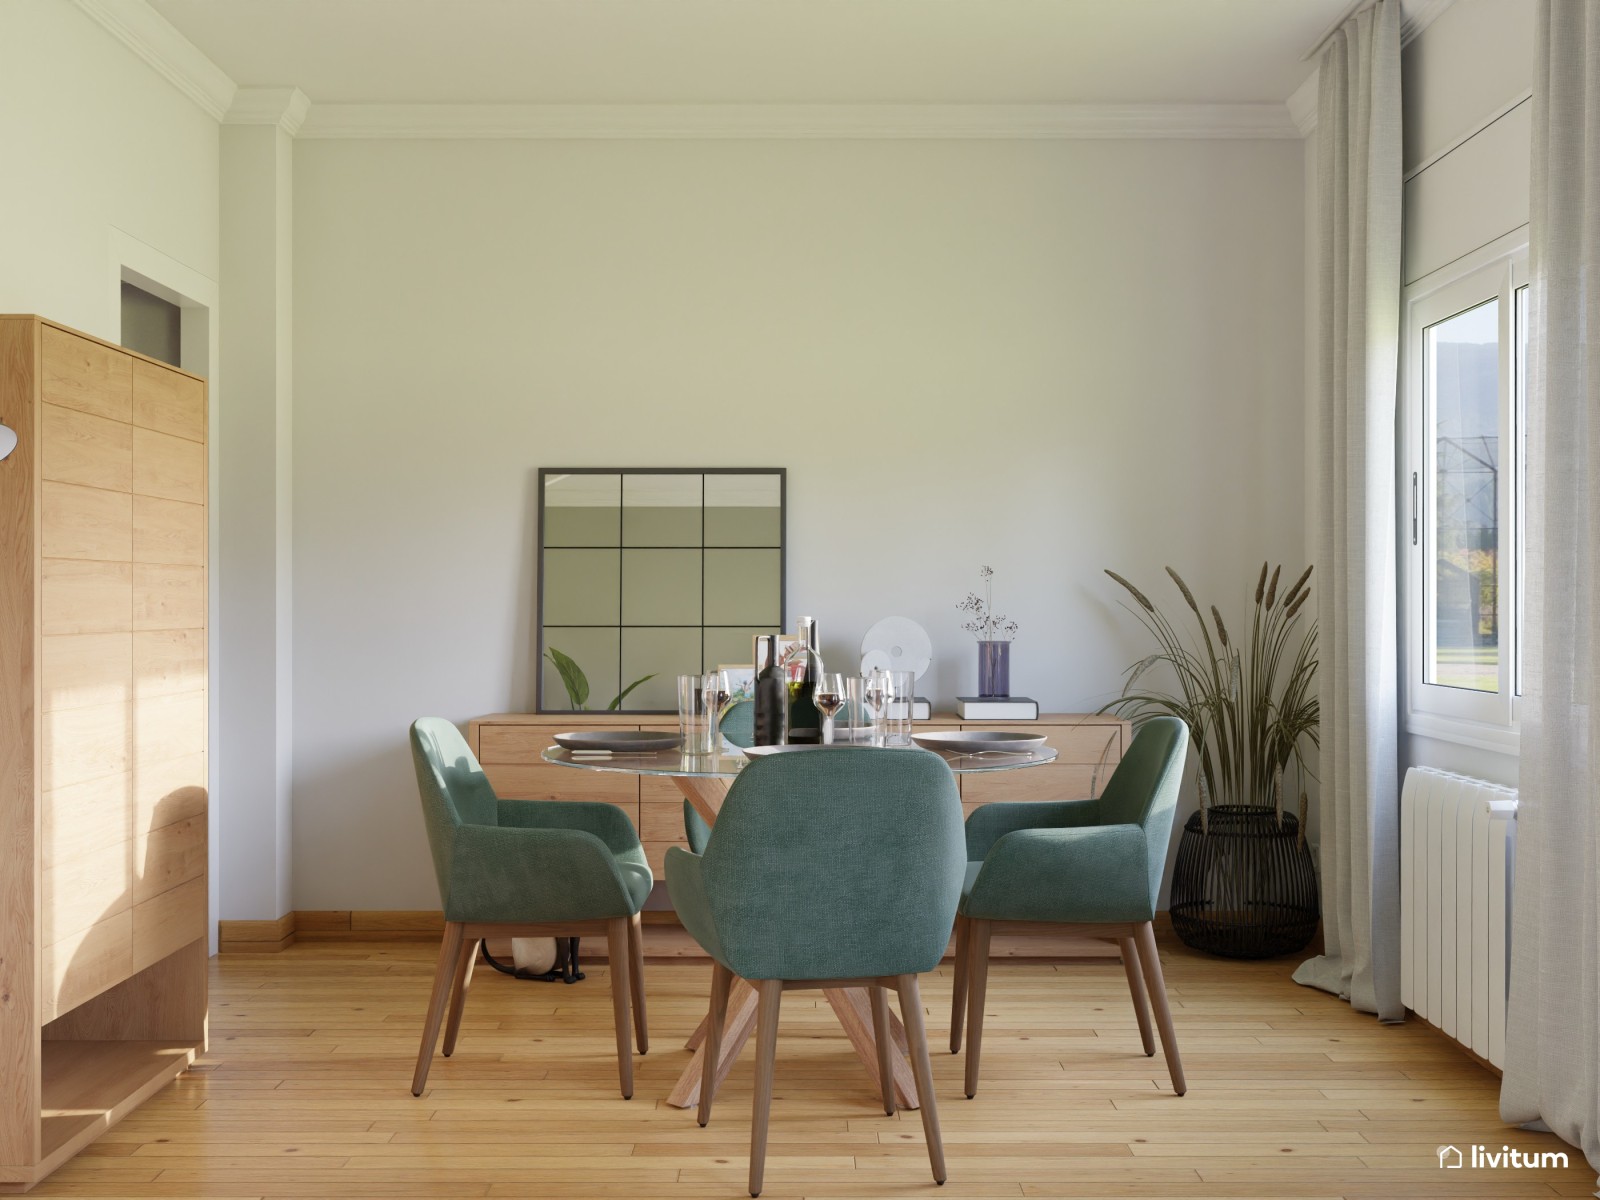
23;932;1592;1199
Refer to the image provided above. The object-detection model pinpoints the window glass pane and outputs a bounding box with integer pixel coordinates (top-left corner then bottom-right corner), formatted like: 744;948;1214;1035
1515;284;1528;696
1427;298;1500;692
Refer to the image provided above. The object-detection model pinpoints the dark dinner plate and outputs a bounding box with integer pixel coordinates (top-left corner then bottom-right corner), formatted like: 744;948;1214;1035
553;730;682;752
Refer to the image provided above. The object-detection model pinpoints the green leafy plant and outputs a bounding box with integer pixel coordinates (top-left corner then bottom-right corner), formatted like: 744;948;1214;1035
1101;563;1318;835
545;646;656;711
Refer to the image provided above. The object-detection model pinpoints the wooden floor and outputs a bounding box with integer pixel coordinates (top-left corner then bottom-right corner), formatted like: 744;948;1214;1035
29;931;1593;1199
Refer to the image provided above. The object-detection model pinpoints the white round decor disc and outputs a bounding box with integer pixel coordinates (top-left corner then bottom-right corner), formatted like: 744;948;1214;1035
860;616;933;681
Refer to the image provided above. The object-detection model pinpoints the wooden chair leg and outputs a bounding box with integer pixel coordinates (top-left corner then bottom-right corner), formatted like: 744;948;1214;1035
895;974;947;1185
748;979;783;1198
963;918;992;1099
699;960;733;1128
412;922;465;1096
441;934;478;1057
606;917;635;1100
1118;935;1155;1057
870;985;895;1115
950;914;970;1054
627;912;649;1055
1134;921;1186;1096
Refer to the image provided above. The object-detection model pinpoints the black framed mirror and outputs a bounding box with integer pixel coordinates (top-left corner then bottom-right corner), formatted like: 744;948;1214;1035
537;468;786;713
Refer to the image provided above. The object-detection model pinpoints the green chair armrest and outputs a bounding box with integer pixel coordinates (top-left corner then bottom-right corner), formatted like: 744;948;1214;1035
964;823;1153;923
496;798;642;854
447;823;644;923
964;797;1100;860
664;846;728;966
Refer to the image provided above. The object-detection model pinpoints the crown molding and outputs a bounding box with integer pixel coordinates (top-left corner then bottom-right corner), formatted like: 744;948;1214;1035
1400;0;1454;46
298;102;1300;141
73;0;235;120
225;87;312;136
1286;72;1319;137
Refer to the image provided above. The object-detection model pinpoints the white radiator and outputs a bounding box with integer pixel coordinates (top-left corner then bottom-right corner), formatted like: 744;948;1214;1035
1400;767;1518;1067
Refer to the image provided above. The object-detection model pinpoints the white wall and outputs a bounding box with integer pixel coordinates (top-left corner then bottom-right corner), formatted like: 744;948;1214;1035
0;0;219;337
290;135;1307;909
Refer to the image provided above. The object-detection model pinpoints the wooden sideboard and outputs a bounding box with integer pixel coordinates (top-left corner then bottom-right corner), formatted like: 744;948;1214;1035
466;711;1128;898
0;317;209;1193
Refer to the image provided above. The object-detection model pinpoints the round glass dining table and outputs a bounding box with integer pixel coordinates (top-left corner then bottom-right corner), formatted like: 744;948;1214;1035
543;741;1057;826
542;740;1060;1112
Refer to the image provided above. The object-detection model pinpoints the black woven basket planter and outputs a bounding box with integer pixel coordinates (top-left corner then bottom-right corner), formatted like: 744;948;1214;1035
1169;804;1320;959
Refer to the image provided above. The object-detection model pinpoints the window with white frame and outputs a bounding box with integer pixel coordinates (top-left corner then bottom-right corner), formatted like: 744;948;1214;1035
1403;234;1527;742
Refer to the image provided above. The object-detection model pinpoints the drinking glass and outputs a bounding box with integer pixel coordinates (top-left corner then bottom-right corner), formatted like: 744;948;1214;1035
815;673;846;745
704;670;731;750
863;668;891;748
677;673;716;756
880;669;915;747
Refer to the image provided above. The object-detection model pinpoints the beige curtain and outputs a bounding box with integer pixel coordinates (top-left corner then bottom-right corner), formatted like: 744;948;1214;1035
1500;0;1600;1174
1291;0;1404;1021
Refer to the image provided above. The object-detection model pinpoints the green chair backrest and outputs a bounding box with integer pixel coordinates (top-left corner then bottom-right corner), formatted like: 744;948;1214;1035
1096;716;1189;907
410;717;500;902
699;747;964;980
719;698;755;749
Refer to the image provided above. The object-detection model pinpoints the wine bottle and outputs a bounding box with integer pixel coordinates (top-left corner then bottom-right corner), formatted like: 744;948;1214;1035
785;616;824;745
752;633;789;747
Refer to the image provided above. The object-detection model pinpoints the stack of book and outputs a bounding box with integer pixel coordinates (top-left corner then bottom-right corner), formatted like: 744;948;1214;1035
955;696;1040;720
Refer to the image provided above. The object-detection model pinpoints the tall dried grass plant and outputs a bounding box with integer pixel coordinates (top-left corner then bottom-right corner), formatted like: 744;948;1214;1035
1102;563;1318;838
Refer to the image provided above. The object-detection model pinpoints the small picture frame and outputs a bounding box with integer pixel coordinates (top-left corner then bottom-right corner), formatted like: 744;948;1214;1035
717;665;756;705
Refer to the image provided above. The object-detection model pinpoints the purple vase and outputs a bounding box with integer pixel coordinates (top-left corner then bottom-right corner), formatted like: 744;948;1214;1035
977;640;1011;698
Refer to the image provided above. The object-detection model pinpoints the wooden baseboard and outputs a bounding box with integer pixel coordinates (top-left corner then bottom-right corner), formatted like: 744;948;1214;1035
217;913;295;953
218;911;444;952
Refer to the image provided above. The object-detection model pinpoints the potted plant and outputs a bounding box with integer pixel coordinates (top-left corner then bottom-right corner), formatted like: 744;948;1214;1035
1102;563;1320;959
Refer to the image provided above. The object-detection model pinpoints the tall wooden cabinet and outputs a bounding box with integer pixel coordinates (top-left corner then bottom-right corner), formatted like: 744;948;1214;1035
0;316;208;1193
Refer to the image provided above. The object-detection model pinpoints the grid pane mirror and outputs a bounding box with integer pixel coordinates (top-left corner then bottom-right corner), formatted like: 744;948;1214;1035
539;469;785;712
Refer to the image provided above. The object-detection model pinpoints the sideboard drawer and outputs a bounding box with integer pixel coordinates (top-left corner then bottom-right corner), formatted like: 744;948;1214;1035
480;763;639;832
957;720;1122;764
478;722;606;764
949;720;1121;806
640;798;687;842
961;762;1104;805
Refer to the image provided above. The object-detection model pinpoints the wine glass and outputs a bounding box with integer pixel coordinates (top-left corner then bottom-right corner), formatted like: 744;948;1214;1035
815;673;846;745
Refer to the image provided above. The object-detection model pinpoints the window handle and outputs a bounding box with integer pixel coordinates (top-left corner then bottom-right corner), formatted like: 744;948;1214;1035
1411;472;1419;546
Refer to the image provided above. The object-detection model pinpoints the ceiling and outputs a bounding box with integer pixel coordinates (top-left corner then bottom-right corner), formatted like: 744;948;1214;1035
148;0;1347;107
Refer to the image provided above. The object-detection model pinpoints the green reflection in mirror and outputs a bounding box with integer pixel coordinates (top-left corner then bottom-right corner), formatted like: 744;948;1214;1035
544;646;656;712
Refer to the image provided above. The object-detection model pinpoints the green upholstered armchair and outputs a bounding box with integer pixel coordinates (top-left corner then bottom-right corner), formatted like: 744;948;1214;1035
409;717;652;1099
952;715;1190;1098
666;747;963;1196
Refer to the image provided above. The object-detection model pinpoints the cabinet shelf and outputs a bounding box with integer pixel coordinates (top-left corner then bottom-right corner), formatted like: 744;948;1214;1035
37;1040;199;1167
